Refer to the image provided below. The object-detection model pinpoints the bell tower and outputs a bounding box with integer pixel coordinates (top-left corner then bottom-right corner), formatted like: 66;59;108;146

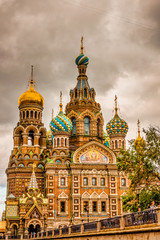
66;37;104;150
6;66;47;198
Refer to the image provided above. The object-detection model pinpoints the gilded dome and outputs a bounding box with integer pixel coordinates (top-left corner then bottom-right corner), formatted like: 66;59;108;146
134;120;145;148
18;82;44;107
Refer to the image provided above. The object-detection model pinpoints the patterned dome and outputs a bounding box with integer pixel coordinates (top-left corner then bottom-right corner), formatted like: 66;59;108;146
50;111;72;133
106;96;128;136
75;54;89;66
103;132;110;147
75;37;89;66
106;115;128;135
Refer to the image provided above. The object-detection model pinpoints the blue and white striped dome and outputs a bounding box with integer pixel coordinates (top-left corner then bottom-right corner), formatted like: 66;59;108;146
50;111;72;133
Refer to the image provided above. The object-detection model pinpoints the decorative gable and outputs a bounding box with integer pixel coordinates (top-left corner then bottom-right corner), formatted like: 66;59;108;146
73;141;116;164
99;191;108;199
90;191;99;199
58;192;68;199
82;191;90;199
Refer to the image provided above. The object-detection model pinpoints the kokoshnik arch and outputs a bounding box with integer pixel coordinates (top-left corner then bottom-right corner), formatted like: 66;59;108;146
5;37;133;236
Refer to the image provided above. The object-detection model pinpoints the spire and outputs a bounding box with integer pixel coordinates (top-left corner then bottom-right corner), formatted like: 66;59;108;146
59;91;63;112
28;163;38;189
81;36;84;54
115;95;118;115
137;119;141;137
30;65;34;85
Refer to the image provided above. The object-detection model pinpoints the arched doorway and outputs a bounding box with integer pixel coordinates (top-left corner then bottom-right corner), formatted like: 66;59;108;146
35;224;41;233
28;224;41;234
11;225;18;236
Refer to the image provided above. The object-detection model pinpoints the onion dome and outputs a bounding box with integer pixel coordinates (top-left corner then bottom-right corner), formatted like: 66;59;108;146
106;96;128;136
18;66;44;107
104;132;110;147
134;120;145;147
75;36;89;66
50;92;72;133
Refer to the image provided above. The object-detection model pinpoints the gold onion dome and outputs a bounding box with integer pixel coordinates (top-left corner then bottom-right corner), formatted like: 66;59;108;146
134;120;145;147
18;66;44;107
106;96;128;136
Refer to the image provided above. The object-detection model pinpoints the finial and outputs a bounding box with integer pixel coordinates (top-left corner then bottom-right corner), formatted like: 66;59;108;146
52;109;54;119
30;65;34;85
137;119;140;137
81;36;83;54
59;91;63;112
115;95;118;115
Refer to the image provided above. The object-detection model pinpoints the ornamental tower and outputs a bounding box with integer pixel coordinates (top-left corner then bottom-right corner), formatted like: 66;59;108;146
6;66;47;198
106;95;128;155
66;37;104;150
50;92;72;151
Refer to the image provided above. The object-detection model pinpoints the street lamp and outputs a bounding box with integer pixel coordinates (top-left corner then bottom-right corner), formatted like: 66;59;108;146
136;186;141;209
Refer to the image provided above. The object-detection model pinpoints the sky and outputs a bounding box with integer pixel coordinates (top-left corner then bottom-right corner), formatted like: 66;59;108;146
0;0;160;219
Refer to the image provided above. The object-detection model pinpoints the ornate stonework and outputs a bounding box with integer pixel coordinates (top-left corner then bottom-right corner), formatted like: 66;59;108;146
5;41;129;236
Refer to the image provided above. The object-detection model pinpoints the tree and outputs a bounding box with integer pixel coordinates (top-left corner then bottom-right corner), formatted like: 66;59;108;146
118;127;160;212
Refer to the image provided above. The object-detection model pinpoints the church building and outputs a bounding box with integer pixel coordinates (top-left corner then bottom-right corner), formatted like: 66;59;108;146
5;38;129;236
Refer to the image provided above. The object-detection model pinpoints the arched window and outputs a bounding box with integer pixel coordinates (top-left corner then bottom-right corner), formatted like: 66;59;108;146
112;141;114;149
23;111;25;119
65;138;67;147
57;138;59;147
84;117;90;135
39;132;43;147
30;111;33;118
28;130;34;146
75;89;77;98
35;111;37;119
72;117;76;135
19;131;23;146
26;111;29;118
97;119;100;136
84;88;87;98
115;140;118;148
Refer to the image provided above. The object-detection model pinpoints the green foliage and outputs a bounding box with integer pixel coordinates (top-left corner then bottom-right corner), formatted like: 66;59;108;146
118;127;160;212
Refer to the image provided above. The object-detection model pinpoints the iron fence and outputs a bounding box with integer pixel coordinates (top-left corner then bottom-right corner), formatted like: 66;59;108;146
54;229;60;236
71;224;81;233
124;209;157;227
100;217;120;229
84;221;97;232
47;230;52;236
62;227;69;235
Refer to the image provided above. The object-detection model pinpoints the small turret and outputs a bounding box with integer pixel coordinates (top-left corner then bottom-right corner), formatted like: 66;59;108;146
106;96;128;153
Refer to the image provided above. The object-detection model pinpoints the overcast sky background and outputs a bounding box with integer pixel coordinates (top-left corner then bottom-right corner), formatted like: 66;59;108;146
0;0;160;219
